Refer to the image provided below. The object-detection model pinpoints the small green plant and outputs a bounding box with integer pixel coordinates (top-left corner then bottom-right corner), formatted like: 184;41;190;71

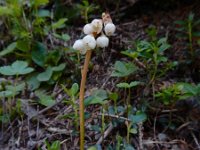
76;0;99;23
62;83;79;130
122;28;171;84
175;12;200;60
116;81;143;143
156;82;200;105
0;60;34;123
45;140;61;150
0;60;34;98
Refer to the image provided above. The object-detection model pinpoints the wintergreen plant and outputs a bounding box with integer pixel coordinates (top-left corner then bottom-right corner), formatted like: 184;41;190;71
122;36;171;84
156;82;200;105
116;81;142;143
0;60;34;98
45;140;61;150
72;12;116;150
175;12;200;61
62;83;79;130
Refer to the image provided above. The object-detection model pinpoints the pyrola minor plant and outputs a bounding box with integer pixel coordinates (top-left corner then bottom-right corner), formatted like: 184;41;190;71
72;12;116;150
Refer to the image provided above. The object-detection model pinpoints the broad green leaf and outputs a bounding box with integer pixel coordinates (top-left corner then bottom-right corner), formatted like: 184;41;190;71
116;82;130;88
130;128;137;134
0;6;12;16
87;145;102;150
51;141;61;150
129;81;141;88
61;34;71;41
70;83;79;96
38;9;50;17
0;42;17;56
174;20;186;25
52;18;68;29
0;60;34;76
31;42;47;67
0;91;13;98
52;63;66;72
27;74;41;90
84;89;108;106
16;40;30;52
37;67;53;81
129;112;147;124
45;50;61;66
111;61;137;77
53;33;70;41
6;82;25;93
109;92;118;101
35;90;55;107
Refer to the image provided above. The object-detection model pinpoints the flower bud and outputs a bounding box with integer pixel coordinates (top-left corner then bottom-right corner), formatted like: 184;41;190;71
96;35;109;48
91;19;103;34
73;39;87;54
83;23;94;35
83;35;96;50
104;23;116;36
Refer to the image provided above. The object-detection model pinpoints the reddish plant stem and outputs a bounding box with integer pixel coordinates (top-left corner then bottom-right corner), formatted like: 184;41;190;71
79;50;92;150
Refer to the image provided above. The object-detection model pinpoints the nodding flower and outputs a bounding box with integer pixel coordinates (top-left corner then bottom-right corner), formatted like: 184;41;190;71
83;23;94;35
96;35;109;48
73;39;87;54
73;12;115;55
104;23;116;36
91;19;103;34
82;35;96;50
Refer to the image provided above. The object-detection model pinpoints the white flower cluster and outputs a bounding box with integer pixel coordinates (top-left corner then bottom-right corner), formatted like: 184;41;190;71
73;14;116;54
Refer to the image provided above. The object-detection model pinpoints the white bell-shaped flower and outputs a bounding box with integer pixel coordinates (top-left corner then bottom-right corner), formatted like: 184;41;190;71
96;35;109;48
83;35;96;50
104;23;116;36
73;39;87;54
83;23;94;35
91;19;103;34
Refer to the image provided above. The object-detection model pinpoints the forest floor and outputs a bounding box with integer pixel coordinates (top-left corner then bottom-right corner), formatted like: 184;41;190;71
1;0;200;150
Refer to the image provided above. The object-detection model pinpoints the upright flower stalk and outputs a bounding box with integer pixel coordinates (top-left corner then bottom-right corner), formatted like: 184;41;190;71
72;12;116;150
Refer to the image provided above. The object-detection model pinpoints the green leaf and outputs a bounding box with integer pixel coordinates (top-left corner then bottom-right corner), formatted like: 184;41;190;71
6;82;25;93
0;42;17;56
129;112;147;124
109;92;118;102
84;89;108;106
26;74;41;90
31;42;47;67
35;90;55;107
129;81;141;88
111;61;137;77
117;81;141;89
37;67;53;81
31;0;49;7
70;83;79;96
0;6;12;16
87;145;102;150
38;9;50;17
52;18;68;29
130;128;137;134
116;82;130;88
16;40;30;52
174;20;186;26
0;91;13;98
53;33;70;41
0;60;34;76
52;63;66;72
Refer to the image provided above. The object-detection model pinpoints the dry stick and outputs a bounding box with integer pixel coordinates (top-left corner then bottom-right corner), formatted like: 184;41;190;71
79;50;92;150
